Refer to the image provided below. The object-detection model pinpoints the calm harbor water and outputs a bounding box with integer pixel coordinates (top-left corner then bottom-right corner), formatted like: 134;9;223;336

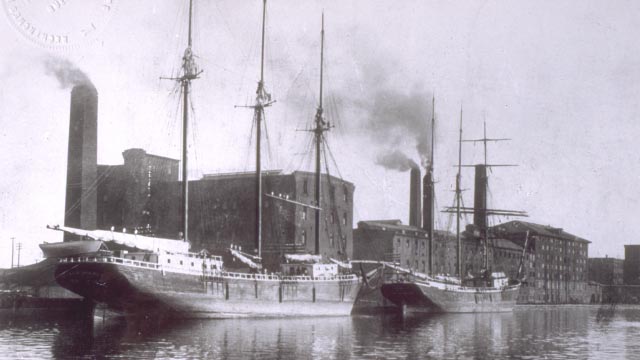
0;305;638;359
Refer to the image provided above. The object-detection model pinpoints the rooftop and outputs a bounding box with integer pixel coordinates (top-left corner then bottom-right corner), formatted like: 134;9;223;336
492;220;590;243
357;220;453;238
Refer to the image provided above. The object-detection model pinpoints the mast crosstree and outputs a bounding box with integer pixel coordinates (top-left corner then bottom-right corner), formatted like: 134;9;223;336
313;13;333;256
161;0;203;243
236;0;275;261
444;120;527;273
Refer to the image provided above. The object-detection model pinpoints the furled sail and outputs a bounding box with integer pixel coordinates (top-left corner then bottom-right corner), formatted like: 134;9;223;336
284;254;323;263
229;247;262;269
47;225;190;254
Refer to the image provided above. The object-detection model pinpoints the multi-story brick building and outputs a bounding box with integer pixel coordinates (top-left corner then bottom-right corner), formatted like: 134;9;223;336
96;148;179;232
589;257;624;285
353;219;593;304
492;221;591;303
353;220;442;274
95;148;355;271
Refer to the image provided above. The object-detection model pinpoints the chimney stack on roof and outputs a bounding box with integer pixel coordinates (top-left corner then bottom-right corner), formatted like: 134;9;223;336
422;170;434;234
473;164;488;229
409;167;421;227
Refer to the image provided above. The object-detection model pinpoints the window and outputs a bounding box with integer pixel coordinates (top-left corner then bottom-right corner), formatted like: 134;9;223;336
342;213;347;226
180;260;183;265
191;262;194;267
330;234;334;247
303;179;308;194
331;212;335;224
167;259;171;264
302;208;307;221
301;230;307;245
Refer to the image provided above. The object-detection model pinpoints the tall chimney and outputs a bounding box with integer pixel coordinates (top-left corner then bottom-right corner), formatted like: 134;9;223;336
64;84;98;240
409;167;421;227
422;171;434;233
473;164;487;229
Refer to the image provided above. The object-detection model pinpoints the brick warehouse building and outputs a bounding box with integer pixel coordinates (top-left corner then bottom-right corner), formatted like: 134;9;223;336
588;257;624;285
353;220;456;275
492;221;592;303
95;148;354;271
352;166;595;304
352;222;524;281
353;219;594;304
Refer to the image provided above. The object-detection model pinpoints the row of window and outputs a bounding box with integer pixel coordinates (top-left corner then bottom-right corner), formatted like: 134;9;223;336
302;179;350;203
301;208;348;226
298;230;346;246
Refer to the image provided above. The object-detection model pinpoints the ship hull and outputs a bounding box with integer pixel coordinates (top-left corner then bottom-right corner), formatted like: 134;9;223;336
381;281;520;313
55;262;361;318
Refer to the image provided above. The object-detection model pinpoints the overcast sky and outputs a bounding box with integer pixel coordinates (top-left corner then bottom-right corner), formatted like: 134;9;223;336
1;0;639;266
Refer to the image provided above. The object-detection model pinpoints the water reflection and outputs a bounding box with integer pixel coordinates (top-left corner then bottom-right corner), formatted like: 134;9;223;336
2;306;640;358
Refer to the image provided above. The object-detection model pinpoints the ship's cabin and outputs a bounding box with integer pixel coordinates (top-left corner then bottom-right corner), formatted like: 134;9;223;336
281;263;339;278
115;250;224;273
490;272;509;288
462;271;510;288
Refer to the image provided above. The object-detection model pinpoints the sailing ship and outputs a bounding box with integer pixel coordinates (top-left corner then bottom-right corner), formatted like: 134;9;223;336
380;107;522;313
52;0;361;318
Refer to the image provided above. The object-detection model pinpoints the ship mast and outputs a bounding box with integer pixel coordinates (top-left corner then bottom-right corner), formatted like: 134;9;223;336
176;0;201;242
459;122;526;271
427;96;435;275
253;0;274;259
313;13;331;255
481;122;490;270
455;107;463;279
445;116;527;276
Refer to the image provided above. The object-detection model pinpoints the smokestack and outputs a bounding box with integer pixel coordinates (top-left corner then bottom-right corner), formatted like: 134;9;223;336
473;164;487;229
409;167;421;227
64;84;98;240
422;171;434;233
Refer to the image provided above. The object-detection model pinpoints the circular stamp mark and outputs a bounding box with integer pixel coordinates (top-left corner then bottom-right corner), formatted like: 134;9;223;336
2;0;116;50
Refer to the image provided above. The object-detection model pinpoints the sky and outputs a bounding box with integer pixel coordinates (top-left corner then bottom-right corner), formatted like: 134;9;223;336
1;0;639;267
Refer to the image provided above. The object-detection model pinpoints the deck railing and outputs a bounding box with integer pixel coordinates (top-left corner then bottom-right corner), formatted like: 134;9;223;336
58;256;359;282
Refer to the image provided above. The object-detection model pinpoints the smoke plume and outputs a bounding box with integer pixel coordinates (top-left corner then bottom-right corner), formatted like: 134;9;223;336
362;88;433;171
375;150;418;171
43;57;93;89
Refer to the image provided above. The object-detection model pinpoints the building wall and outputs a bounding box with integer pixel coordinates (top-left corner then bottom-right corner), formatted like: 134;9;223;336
353;220;592;304
352;228;394;263
97;149;179;233
490;221;593;304
96;152;354;272
353;221;433;274
589;258;624;285
624;245;640;285
525;235;589;303
291;172;354;261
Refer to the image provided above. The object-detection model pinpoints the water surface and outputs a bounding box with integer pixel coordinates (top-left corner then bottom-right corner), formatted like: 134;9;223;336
0;305;637;359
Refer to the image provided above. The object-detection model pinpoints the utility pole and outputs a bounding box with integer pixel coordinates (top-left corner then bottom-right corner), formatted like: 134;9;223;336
16;242;22;267
10;237;14;268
